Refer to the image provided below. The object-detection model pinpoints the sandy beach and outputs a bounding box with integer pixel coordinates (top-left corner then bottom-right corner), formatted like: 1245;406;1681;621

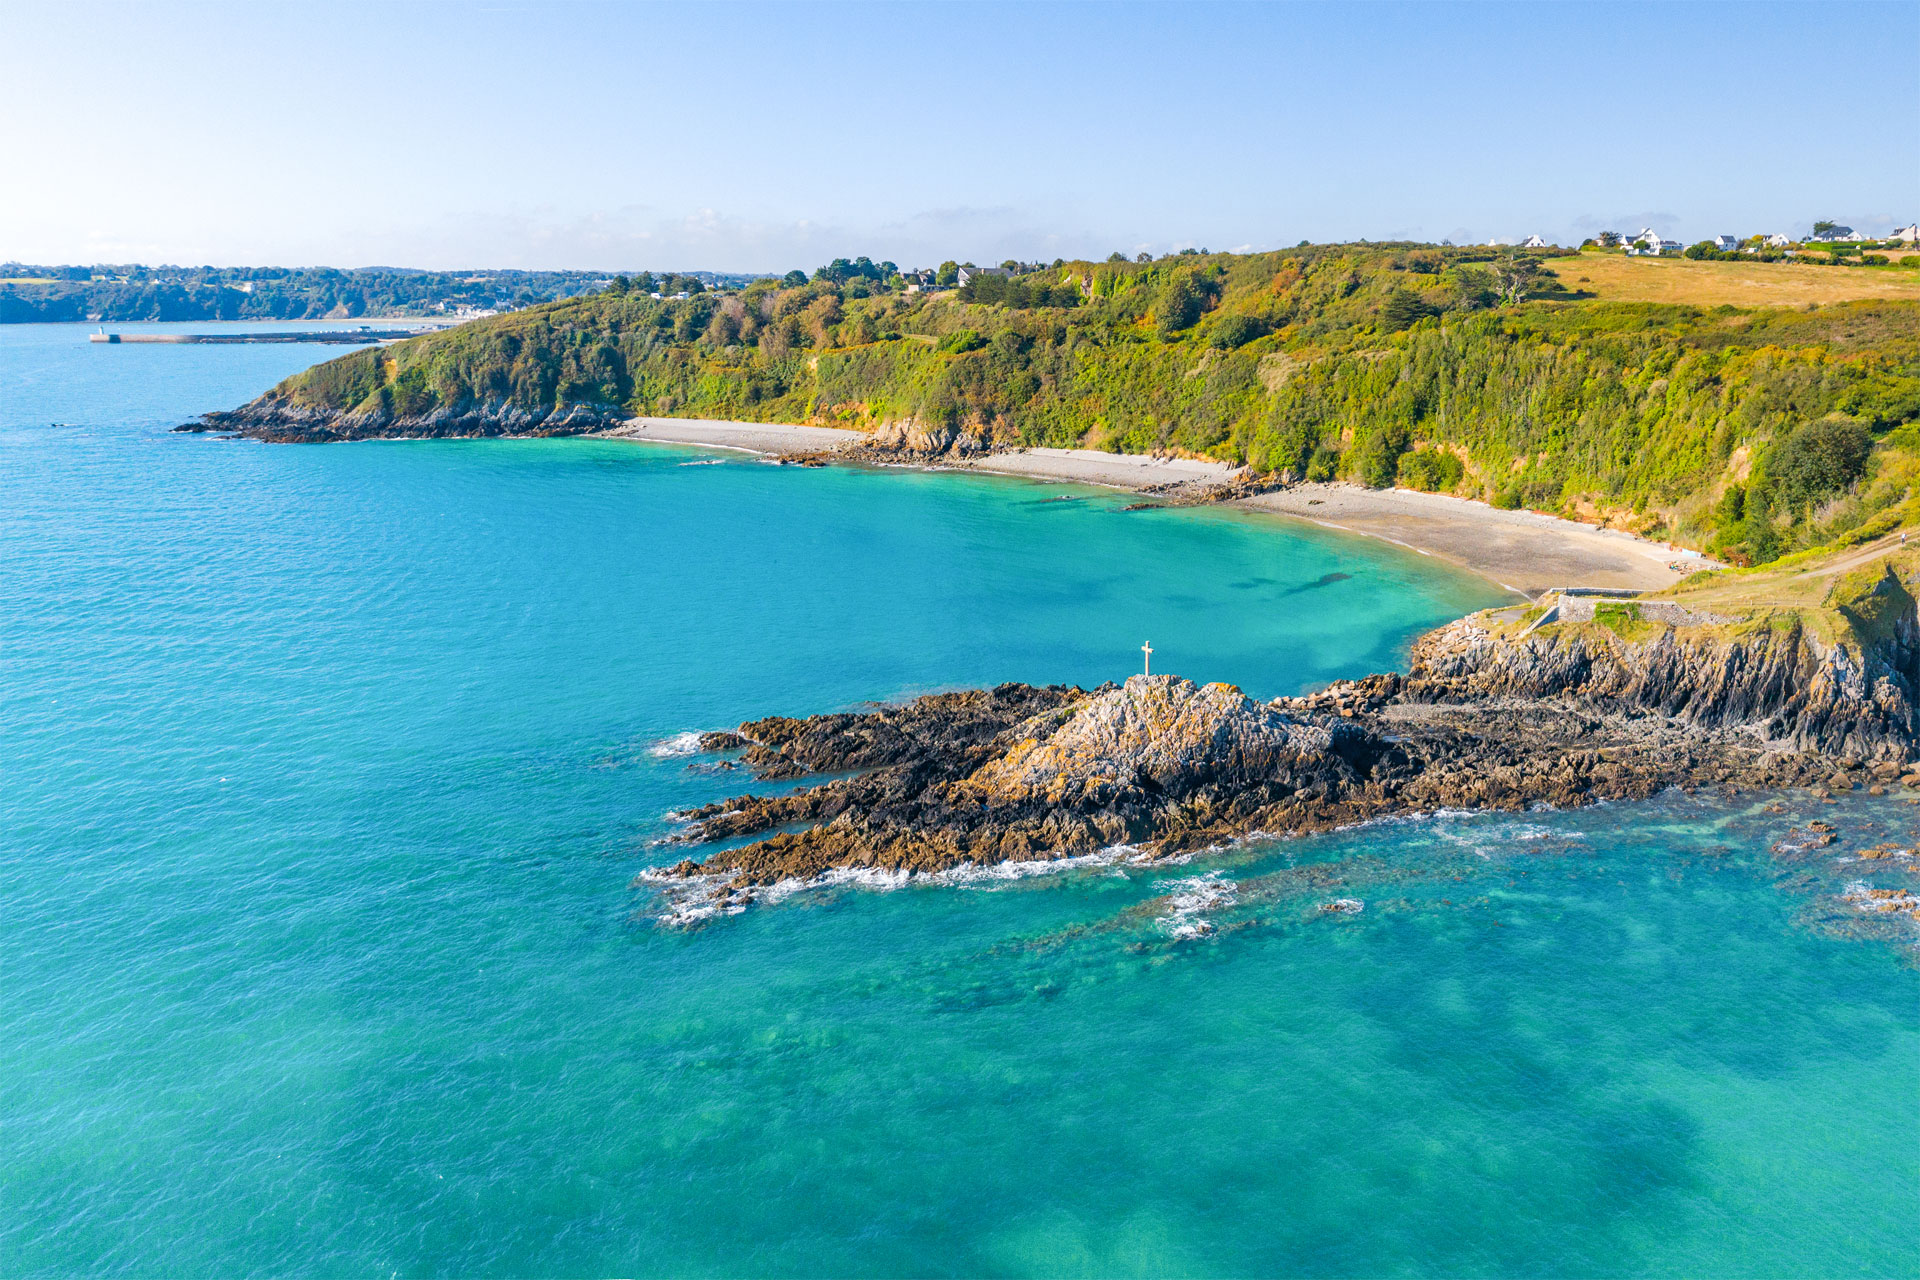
958;446;1240;489
1241;484;1707;596
602;417;1710;597
609;416;867;453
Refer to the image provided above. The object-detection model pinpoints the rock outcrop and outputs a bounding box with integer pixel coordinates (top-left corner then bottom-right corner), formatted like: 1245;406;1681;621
641;573;1920;920
1409;566;1919;761
863;419;990;458
177;397;623;443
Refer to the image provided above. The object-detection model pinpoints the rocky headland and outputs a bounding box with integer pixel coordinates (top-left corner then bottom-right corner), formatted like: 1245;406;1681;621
642;553;1920;920
178;397;624;443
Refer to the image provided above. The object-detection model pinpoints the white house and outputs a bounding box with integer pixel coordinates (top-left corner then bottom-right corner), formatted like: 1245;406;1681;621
1893;224;1920;244
1624;227;1676;255
1763;233;1793;248
1809;225;1856;242
1625;227;1683;256
1711;235;1739;252
955;265;1011;287
1519;234;1550;249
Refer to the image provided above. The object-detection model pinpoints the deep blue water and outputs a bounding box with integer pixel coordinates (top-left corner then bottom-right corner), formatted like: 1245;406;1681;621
2;322;1915;1277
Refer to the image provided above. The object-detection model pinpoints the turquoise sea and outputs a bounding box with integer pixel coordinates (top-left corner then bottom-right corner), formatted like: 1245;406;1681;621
2;322;1915;1277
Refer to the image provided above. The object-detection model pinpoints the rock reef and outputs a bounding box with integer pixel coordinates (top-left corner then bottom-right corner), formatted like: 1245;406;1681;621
641;581;1920;919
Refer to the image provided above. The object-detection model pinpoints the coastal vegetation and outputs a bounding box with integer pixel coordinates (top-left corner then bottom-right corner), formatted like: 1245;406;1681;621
0;264;750;323
222;244;1920;567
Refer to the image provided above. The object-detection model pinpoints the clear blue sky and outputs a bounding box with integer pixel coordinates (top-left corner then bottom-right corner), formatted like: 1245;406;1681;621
5;0;1914;271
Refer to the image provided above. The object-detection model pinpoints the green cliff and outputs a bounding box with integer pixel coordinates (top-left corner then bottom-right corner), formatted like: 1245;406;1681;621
212;245;1920;564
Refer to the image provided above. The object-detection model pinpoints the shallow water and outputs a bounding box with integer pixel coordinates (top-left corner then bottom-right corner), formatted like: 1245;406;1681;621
2;323;1915;1277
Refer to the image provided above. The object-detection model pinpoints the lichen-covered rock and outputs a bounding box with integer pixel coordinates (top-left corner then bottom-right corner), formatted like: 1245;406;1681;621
964;676;1347;806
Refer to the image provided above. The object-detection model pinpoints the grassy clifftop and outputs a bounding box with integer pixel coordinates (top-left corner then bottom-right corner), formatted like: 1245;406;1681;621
248;244;1920;565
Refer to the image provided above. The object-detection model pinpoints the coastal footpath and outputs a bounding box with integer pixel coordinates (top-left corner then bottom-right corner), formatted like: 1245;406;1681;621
643;542;1920;921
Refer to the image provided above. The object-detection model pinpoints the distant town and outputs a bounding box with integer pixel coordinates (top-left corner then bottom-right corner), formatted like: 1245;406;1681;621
1491;222;1919;258
4;221;1914;323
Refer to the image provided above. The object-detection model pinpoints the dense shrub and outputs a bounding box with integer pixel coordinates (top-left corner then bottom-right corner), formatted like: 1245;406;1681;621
1766;416;1871;507
1397;448;1464;493
1210;314;1267;349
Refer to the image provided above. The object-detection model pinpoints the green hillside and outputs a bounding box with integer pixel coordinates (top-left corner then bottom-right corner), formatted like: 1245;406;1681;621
246;245;1920;564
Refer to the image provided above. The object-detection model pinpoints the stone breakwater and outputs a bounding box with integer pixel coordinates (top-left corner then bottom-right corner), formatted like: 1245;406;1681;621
640;595;1920;919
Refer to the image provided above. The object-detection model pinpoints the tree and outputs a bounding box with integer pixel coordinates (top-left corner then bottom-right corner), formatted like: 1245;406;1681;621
780;269;807;288
1135;252;1152;263
607;275;630;295
1683;241;1715;260
1449;265;1496;310
1107;252;1127;263
1490;252;1542;305
705;308;740;347
1813;220;1837;237
936;260;960;287
1155;271;1204;336
1210;314;1267;349
1766;416;1871;507
1596;230;1620;248
1380;287;1431;331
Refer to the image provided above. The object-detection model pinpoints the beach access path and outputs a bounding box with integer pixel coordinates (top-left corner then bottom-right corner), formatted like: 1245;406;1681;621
603;417;1709;597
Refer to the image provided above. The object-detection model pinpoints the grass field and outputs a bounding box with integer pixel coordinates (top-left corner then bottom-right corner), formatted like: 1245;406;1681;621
1543;251;1920;307
1652;535;1916;643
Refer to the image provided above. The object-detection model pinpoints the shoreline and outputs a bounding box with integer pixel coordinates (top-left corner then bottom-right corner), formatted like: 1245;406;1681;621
604;417;1710;598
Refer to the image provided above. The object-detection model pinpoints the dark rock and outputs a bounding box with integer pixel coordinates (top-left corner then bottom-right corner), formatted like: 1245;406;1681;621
177;397;625;442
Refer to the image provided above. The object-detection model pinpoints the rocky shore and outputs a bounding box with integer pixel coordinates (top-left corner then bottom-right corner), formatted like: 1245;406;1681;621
177;398;624;443
641;560;1920;921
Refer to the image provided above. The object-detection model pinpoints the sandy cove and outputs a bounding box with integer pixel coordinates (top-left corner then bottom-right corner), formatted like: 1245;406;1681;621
605;417;1713;598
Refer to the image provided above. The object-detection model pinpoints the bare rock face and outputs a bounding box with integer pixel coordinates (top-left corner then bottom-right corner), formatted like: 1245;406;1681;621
964;676;1349;807
863;419;988;457
1407;574;1918;761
